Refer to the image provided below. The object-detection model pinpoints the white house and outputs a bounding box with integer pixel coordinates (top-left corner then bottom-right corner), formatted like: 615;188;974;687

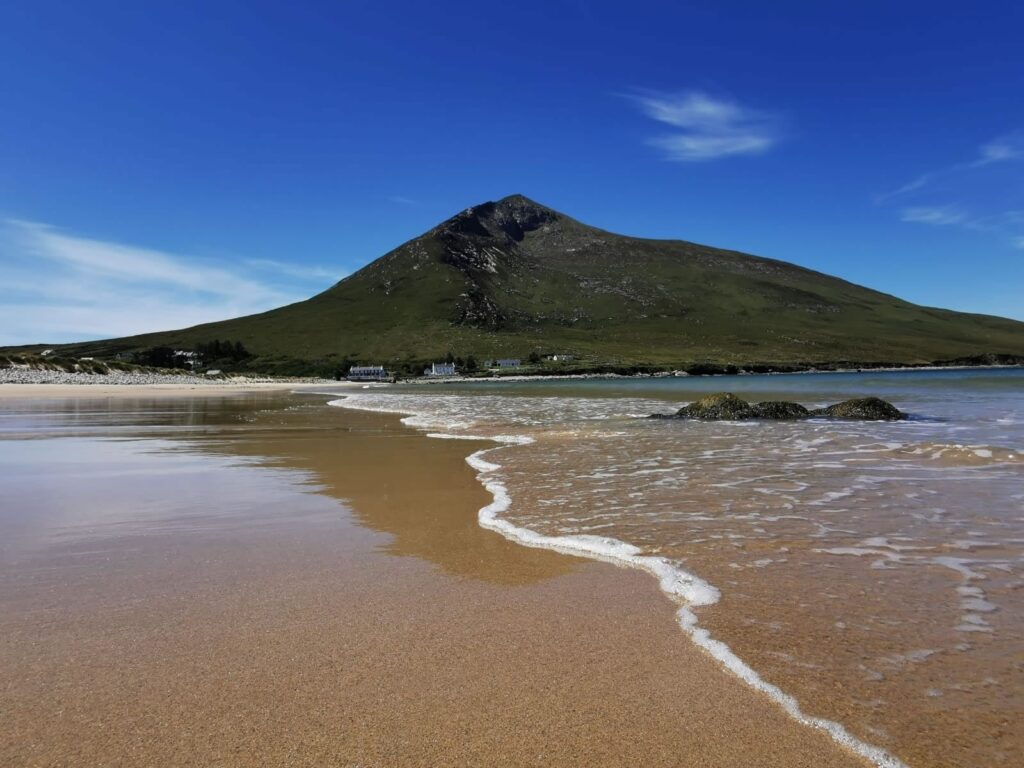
496;358;521;368
348;365;389;381
425;362;456;376
174;350;200;370
546;354;575;362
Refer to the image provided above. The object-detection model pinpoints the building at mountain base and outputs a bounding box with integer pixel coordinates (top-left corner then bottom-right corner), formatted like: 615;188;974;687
348;365;389;381
425;362;456;376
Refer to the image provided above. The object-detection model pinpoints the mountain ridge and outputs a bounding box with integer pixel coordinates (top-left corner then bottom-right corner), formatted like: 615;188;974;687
22;194;1024;375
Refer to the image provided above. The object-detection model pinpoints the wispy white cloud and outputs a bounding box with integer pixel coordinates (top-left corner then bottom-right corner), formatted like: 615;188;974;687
900;206;967;226
386;195;420;206
880;173;936;201
882;132;1024;249
630;90;783;161
880;132;1024;201
972;133;1024;167
9;220;275;297
245;257;340;281
0;219;332;345
898;205;1024;251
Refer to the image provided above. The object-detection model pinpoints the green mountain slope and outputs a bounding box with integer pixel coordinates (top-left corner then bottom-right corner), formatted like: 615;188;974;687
50;194;1024;371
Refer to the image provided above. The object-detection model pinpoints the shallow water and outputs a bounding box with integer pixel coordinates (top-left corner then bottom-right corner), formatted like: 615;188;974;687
329;369;1024;768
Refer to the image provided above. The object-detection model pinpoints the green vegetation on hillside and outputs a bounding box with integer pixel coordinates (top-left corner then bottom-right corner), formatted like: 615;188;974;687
12;195;1024;374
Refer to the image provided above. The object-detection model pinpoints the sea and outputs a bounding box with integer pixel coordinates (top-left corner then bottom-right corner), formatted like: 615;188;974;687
329;368;1024;768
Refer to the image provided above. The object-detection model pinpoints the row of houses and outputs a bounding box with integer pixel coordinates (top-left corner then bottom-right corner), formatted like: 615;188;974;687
349;354;576;381
483;358;521;369
348;365;390;381
347;363;460;379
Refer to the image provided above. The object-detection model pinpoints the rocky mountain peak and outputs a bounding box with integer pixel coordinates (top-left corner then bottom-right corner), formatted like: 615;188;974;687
437;194;560;245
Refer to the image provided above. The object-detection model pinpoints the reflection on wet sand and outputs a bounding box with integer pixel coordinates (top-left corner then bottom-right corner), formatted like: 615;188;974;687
202;403;578;585
1;392;577;583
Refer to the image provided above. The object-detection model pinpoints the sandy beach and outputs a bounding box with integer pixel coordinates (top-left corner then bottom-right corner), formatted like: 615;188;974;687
0;388;873;767
0;380;352;400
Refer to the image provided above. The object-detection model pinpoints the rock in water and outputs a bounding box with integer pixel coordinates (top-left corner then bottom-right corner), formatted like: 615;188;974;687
750;400;811;419
811;397;906;421
651;392;906;421
674;392;753;420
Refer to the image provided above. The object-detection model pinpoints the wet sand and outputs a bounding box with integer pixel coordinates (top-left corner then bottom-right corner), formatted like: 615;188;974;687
0;392;871;766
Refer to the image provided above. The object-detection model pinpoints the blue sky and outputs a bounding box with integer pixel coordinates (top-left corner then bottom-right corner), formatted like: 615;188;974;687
1;1;1022;344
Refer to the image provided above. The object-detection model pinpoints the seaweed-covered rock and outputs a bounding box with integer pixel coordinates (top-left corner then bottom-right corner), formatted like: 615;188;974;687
674;392;753;420
651;392;907;421
749;400;811;419
811;397;906;421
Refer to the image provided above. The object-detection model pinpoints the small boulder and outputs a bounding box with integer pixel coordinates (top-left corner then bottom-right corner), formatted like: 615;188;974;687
750;400;811;420
675;392;753;420
811;397;906;421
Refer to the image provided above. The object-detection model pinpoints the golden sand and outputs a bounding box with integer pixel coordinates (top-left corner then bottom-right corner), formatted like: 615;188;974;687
0;392;871;766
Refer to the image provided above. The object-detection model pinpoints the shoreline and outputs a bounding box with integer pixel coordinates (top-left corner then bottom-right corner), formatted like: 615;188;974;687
0;380;356;400
408;362;1024;385
3;361;1019;394
327;392;907;768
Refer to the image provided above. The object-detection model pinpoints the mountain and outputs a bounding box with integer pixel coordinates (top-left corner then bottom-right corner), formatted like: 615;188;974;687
46;194;1024;373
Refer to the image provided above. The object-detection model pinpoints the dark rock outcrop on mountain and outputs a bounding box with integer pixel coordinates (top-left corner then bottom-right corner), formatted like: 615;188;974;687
651;392;906;421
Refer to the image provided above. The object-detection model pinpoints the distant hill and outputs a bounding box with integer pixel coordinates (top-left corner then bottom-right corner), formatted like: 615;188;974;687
31;194;1024;374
